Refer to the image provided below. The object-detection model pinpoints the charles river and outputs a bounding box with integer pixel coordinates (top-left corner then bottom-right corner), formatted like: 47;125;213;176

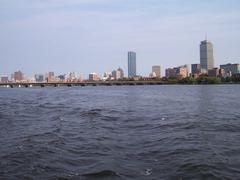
0;85;240;180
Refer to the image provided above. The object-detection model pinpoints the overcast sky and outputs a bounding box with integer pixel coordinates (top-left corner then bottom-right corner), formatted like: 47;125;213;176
0;0;240;78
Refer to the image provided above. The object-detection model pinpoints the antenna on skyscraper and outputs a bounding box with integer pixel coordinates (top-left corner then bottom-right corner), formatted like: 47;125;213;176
205;34;208;41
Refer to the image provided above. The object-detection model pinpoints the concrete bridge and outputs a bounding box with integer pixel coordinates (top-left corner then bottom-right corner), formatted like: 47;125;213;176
0;81;166;88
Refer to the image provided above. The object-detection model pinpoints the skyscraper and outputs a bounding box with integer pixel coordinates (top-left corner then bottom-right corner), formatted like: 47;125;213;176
128;51;136;77
200;40;214;72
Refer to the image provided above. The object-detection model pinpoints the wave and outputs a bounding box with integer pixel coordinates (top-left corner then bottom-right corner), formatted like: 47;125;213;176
82;170;120;178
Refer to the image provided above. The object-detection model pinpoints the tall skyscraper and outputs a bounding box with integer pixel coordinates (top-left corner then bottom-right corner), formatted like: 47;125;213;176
152;66;161;78
128;51;136;77
200;40;214;72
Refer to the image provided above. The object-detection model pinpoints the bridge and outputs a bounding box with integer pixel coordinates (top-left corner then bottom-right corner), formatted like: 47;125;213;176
0;81;166;88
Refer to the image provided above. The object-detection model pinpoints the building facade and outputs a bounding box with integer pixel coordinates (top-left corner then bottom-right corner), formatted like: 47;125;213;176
128;51;136;77
191;64;201;75
46;72;55;82
220;63;240;75
1;76;9;83
166;65;188;79
112;70;121;80
200;40;214;72
177;65;188;78
165;68;178;78
152;66;161;78
208;68;219;77
89;73;98;81
13;70;23;82
117;67;124;79
35;74;44;82
208;68;225;77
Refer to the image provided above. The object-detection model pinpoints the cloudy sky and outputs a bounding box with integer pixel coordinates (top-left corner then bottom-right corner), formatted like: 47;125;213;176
0;0;240;78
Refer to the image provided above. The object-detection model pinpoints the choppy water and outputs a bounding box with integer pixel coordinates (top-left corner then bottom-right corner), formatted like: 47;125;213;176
0;85;240;180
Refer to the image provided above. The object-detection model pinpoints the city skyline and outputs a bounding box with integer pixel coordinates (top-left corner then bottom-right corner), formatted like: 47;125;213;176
1;41;240;81
0;0;240;78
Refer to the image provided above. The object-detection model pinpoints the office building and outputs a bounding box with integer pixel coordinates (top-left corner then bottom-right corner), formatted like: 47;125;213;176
220;63;240;75
58;75;66;81
208;68;219;77
166;65;188;79
112;70;121;80
67;72;77;82
13;70;23;82
200;40;214;72
1;76;9;83
117;67;124;79
128;51;136;77
191;64;201;75
46;72;55;82
165;68;178;78
35;74;44;82
89;73;99;81
177;65;188;78
208;68;225;77
152;66;161;78
103;72;112;81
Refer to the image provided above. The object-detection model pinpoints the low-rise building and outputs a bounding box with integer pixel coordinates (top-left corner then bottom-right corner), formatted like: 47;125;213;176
178;65;188;78
46;72;55;82
1;76;9;83
233;73;240;80
117;67;124;79
208;68;225;77
35;74;44;82
191;64;201;75
165;68;178;78
165;65;188;79
112;70;121;80
220;63;240;75
149;72;157;78
208;68;219;77
13;70;24;82
89;73;99;81
102;72;112;81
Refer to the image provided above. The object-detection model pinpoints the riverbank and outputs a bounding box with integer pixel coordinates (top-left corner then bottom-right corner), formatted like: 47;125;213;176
0;79;239;88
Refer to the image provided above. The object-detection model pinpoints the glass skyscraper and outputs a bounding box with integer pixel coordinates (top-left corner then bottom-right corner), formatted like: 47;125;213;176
200;40;214;72
128;51;136;77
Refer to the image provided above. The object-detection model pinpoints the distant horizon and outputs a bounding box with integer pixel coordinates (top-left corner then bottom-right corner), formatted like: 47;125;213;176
1;0;240;78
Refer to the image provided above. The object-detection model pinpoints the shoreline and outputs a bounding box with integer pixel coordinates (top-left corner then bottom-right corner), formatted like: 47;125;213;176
0;81;240;88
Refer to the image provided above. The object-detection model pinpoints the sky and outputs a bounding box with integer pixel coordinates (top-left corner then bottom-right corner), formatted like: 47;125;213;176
0;0;240;78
